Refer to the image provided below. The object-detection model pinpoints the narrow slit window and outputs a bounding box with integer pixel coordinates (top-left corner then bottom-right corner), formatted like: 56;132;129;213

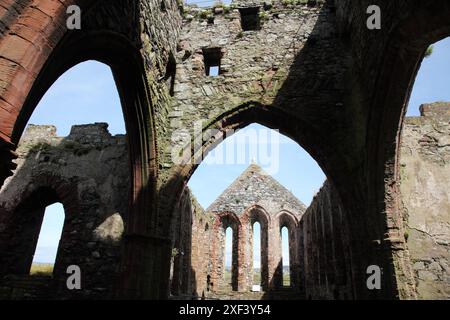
224;226;233;288
281;226;291;287
239;7;261;31
253;222;261;289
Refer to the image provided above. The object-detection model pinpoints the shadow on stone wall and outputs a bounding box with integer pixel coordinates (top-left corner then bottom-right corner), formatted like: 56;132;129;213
164;0;353;300
0;123;129;300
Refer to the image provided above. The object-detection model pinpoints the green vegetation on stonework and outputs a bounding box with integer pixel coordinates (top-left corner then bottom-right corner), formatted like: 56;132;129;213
199;10;210;20
424;46;433;58
28;140;105;157
172;247;180;257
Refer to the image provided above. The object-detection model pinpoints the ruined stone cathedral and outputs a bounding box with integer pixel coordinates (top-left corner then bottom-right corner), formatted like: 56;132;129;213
0;0;449;300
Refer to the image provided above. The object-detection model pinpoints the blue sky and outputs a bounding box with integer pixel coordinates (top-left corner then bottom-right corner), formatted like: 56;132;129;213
32;203;65;263
28;62;124;136
407;39;450;116
27;37;450;265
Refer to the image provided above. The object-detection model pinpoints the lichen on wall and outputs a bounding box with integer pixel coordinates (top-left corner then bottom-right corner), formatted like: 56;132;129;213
400;102;450;300
301;103;450;300
0;124;130;299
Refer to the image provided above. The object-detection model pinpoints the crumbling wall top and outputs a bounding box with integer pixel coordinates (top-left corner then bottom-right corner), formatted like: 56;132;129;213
20;125;57;144
19;123;126;148
67;123;115;144
419;102;450;118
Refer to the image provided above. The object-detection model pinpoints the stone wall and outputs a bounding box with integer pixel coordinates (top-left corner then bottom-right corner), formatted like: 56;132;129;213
1;0;450;300
140;0;183;173
0;124;129;299
1;101;448;300
0;122;213;300
300;181;354;299
301;103;450;300
208;164;306;216
400;102;450;300
207;164;305;294
189;191;214;298
158;0;345;198
170;186;212;298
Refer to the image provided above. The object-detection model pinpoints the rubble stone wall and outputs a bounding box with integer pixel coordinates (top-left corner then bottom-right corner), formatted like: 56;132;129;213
399;102;450;300
0;123;129;299
301;103;450;300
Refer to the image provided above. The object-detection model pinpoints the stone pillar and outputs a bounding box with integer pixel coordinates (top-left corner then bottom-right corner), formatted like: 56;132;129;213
288;223;300;290
298;220;306;297
118;234;172;299
270;218;283;289
210;216;227;292
239;218;252;292
260;221;269;291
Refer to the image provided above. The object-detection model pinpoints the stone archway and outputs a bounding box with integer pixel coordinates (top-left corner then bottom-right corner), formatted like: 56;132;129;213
160;102;349;298
0;0;97;183
0;1;162;299
0;174;79;278
210;211;242;292
365;0;450;300
275;211;299;290
1;0;450;300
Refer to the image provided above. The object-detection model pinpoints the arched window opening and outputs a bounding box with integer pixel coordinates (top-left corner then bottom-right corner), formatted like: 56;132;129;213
281;226;290;287
186;122;325;298
0;60;128;287
189;123;325;208
30;203;65;276
252;221;261;288
224;226;233;288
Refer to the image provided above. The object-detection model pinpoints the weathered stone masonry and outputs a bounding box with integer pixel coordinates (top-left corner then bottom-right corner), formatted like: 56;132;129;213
206;164;304;294
399;103;450;300
0;0;183;298
0;123;129;299
0;123;204;299
0;102;448;299
301;103;450;300
1;0;450;299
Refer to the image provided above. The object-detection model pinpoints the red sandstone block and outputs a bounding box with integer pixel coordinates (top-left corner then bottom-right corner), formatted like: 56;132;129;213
42;18;66;48
0;56;18;79
0;92;14;113
0;6;8;18
0;67;35;122
10;23;43;44
0;34;32;63
31;0;64;17
16;7;52;32
0;0;19;10
0;0;28;21
2;29;52;76
0;105;15;140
